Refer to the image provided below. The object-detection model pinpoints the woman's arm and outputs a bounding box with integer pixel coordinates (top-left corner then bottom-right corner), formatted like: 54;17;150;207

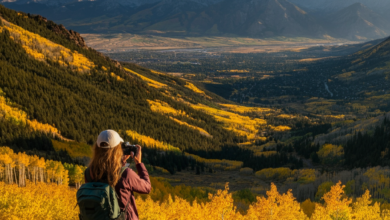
126;145;151;194
126;164;151;194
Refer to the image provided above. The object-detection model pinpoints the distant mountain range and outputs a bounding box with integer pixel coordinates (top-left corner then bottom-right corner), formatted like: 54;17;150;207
2;0;390;40
325;3;390;40
289;0;390;17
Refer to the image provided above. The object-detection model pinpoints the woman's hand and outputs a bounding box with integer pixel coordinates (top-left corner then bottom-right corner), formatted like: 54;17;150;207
122;154;131;166
131;145;142;164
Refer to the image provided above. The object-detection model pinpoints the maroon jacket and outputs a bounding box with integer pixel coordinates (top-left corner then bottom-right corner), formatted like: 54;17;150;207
85;163;151;220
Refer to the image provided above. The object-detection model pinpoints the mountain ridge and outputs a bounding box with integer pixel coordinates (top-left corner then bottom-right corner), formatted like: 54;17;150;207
3;0;389;39
324;2;390;40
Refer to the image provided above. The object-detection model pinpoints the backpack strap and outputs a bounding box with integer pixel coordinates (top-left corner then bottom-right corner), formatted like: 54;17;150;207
119;167;127;176
85;167;93;182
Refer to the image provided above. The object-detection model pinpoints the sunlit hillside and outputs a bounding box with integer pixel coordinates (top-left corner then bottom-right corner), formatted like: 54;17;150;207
0;89;60;136
147;99;187;117
184;82;212;99
220;104;274;114
191;103;267;140
147;99;212;137
125;68;167;88
122;65;296;142
126;130;181;152
123;65;296;142
0;18;95;72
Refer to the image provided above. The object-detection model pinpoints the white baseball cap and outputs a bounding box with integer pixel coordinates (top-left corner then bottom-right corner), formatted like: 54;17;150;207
97;130;124;148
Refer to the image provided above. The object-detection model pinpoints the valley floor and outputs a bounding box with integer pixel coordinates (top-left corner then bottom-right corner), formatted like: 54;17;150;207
82;34;355;53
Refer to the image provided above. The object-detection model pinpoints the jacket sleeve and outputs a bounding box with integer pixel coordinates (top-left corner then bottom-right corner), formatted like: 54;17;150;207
126;163;151;194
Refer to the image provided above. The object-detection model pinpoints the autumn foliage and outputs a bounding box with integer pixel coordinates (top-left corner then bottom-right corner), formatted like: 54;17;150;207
2;176;390;220
147;99;212;137
0;19;95;72
0;146;86;187
191;103;267;140
125;68;167;88
0;181;79;219
126;130;181;152
0;92;59;136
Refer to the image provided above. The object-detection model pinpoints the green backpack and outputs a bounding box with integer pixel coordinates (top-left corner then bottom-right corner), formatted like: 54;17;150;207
77;167;129;220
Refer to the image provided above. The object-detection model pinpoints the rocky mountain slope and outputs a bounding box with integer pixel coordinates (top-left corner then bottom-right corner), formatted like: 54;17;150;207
205;0;325;38
3;0;390;39
325;3;390;40
290;0;390;16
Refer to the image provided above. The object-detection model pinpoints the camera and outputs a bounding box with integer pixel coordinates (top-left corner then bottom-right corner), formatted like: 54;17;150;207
121;142;138;157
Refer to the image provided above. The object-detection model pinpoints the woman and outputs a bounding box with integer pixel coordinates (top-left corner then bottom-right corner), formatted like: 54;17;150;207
85;130;151;220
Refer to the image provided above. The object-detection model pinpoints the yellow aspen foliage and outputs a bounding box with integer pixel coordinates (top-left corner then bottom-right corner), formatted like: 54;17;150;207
171;117;212;138
315;181;334;201
0;19;95;72
147;99;187;117
311;181;352;220
0;92;60;136
124;68;167;88
64;163;86;188
150;70;165;75
0;147;85;186
191;103;266;140
351;190;381;220
137;183;244;220
2;170;390;220
269;125;292;132
27;119;59;134
220;104;274;114
146;100;211;136
382;210;390;220
184;82;212;99
296;169;317;184
126;130;181;151
0;182;78;220
201;184;243;220
278;114;297;119
317;144;344;158
247;183;308;220
301;199;316;218
110;72;124;81
51;139;93;158
0;95;27;124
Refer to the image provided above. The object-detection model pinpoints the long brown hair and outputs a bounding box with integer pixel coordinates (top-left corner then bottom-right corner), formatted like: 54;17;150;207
89;142;123;187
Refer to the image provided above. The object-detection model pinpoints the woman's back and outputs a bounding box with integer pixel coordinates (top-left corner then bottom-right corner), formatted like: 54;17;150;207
85;163;151;220
83;130;151;220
